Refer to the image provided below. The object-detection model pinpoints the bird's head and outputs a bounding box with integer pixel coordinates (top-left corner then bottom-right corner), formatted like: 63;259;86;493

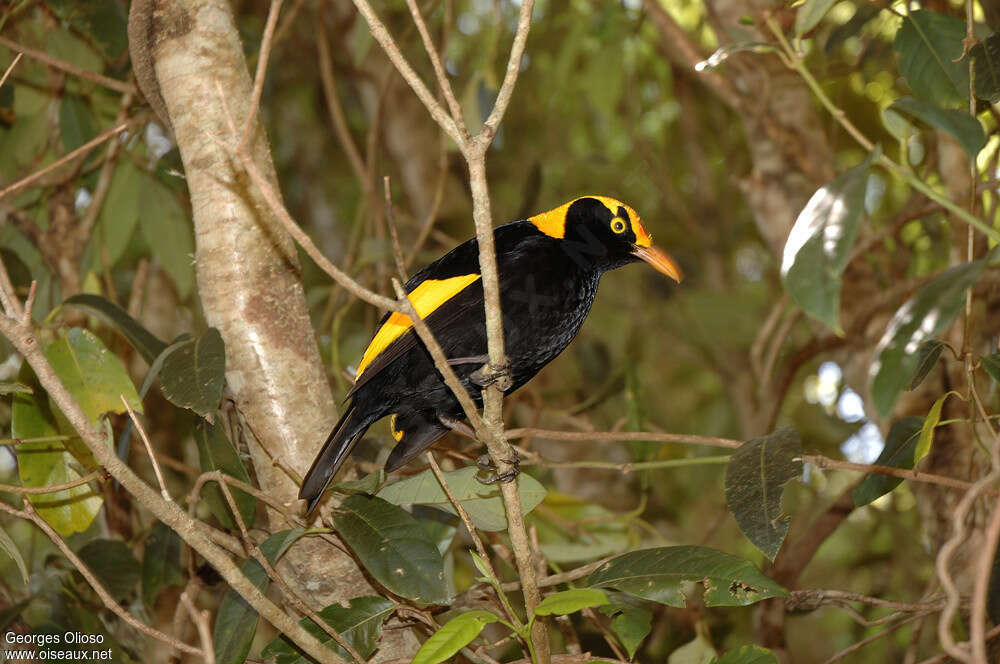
528;196;683;281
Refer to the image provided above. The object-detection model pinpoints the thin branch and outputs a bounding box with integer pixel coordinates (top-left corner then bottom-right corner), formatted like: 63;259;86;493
821;612;932;664
179;589;215;664
384;178;409;282
0;122;131;202
0;499;202;654
315;15;369;189
122;395;171;502
0;470;101;495
0;51;23;89
348;0;463;144
403;0;467;137
476;0;535;142
239;0;284;153
917;624;1000;664
0;36;136;95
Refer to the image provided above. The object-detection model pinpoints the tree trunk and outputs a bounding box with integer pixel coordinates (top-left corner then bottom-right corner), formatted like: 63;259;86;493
128;0;419;658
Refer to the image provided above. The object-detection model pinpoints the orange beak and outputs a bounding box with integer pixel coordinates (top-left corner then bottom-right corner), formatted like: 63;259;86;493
631;245;683;282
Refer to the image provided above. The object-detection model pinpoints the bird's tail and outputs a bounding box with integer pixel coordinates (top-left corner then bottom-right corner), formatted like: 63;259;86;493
299;403;375;514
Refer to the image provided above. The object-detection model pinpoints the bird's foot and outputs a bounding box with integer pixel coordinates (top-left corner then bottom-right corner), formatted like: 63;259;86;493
475;449;520;484
437;413;477;438
470;362;513;391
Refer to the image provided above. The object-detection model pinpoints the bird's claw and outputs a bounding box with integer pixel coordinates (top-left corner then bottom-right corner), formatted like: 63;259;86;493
475;450;520;484
470;362;513;391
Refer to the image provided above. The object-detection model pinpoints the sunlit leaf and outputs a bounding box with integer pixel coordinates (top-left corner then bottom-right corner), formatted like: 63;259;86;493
870;259;987;417
44;327;142;425
781;157;872;331
261;596;395;664
586;546;787;607
724;429;801;561
716;645;780;664
533;589;608;617
376;466;546;532
889;97;986;158
895;10;969;107
853;417;922;507
411;610;501;664
12;366;102;535
667;631;716;664
333;494;449;604
916;391;954;461
213;529;303;664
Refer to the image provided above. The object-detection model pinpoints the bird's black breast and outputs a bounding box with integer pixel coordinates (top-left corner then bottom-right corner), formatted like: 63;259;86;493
350;221;601;414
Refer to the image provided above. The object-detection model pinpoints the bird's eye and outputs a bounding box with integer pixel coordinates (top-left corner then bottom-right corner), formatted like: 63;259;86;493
610;217;627;234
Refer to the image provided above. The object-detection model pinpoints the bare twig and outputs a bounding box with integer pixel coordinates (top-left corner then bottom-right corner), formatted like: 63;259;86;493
403;0;467;137
122;395;171;502
0;51;23;89
0;122;131;202
180;589;215;664
384;178;409;282
821;612;932;664
0;36;136;94
239;0;284;153
0;470;102;495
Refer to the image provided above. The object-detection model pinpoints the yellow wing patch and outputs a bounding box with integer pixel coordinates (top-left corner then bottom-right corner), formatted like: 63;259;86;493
528;195;653;246
355;274;482;378
389;414;404;441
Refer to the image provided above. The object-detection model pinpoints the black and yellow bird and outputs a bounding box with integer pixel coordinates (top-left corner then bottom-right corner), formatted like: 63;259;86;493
299;196;682;512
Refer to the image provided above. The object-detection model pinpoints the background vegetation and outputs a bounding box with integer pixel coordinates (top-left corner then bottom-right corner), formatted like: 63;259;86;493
1;0;999;662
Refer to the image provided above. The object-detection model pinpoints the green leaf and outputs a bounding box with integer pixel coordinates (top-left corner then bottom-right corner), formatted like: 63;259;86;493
715;645;779;664
12;365;102;535
160;328;225;419
586;546;787;607
332;470;386;495
724;429;802;561
982;353;1000;384
76;539;140;601
781;158;871;331
908;339;945;390
142;522;184;609
889;97;986;158
376;466;546;531
62;294;168;363
0;524;29;587
59;95;96;152
668;632;716;664
608;601;652;659
44;327;142;425
795;0;838;37
895;10;970;107
213;529;303;664
333;494;449;604
972;33;1000;103
870;259;987;417
411;610;500;664
853;417;923;507
533;588;609;616
194;420;256;530
140;177;195;299
93;160;141;269
916;391;954;460
261;596;395;663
